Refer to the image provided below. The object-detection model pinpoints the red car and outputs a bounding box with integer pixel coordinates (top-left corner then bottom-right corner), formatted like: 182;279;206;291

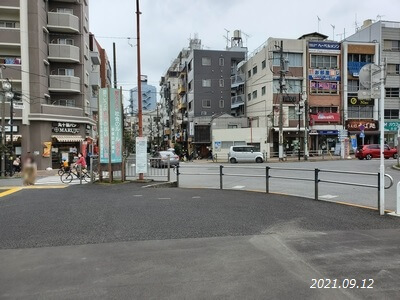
356;144;398;160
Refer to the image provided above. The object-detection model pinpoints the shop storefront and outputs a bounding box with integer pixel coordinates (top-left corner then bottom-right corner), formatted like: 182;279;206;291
384;121;400;147
309;113;341;151
346;119;379;146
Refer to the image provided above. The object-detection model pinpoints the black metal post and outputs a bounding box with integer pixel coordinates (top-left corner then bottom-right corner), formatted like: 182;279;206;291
90;156;93;183
176;165;180;187
167;154;170;182
266;166;270;193
298;106;301;161
377;172;380;210
314;168;320;200
219;165;224;190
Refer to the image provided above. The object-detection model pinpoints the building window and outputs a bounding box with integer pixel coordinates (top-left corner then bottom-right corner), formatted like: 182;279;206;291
219;57;224;66
289;107;303;120
202;99;211;108
202;57;211;66
262;60;266;69
228;125;238;129
310;55;338;69
348;106;373;119
310;107;338;113
58;68;74;76
219;99;224;108
273;52;303;67
188;80;192;90
253;66;257;75
248;70;251;78
85;71;89;87
310;81;338;94
56;8;74;14
57;38;74;45
386;88;400;98
247;93;251;101
385;109;399;119
273;79;302;94
188;60;192;71
0;21;17;28
53;99;76;107
348;80;359;93
202;79;211;87
348;54;373;63
387;64;400;75
252;90;257;99
219;79;224;87
384;40;400;51
261;86;266;95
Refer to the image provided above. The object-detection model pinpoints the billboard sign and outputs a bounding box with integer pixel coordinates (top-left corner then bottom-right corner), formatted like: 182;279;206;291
136;137;148;174
98;88;109;163
309;41;341;53
348;97;373;106
308;69;341;81
346;120;378;131
109;89;123;163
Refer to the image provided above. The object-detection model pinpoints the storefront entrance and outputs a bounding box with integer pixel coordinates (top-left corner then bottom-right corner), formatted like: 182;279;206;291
51;137;82;169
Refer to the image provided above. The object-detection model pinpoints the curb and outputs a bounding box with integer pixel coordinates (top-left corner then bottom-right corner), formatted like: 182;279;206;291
142;181;178;188
392;164;400;171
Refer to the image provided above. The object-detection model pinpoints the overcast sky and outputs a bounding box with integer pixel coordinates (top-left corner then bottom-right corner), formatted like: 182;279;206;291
90;0;400;100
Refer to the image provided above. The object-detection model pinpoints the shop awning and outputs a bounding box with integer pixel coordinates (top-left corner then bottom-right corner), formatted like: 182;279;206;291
52;135;84;142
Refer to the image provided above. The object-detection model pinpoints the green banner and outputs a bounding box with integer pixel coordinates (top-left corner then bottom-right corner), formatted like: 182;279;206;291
384;121;400;132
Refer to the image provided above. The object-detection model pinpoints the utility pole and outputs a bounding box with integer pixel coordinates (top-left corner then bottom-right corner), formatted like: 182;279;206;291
1;74;5;177
304;99;309;160
156;102;160;148
113;42;117;89
135;0;144;180
276;41;286;161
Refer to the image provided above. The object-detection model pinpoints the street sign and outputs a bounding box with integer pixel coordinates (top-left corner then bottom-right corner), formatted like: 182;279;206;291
359;125;365;131
360;132;365;138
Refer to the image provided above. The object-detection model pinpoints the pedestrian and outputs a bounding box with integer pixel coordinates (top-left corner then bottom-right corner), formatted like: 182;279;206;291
22;155;37;186
13;156;21;173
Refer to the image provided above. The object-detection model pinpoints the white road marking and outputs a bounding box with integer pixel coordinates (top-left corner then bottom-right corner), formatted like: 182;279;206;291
158;197;171;200
320;194;338;199
133;195;143;197
192;196;201;199
232;185;245;189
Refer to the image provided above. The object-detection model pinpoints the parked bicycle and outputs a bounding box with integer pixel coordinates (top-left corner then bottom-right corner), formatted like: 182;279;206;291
60;165;91;183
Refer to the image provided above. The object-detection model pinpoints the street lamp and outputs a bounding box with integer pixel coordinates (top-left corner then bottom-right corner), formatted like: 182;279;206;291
1;79;13;177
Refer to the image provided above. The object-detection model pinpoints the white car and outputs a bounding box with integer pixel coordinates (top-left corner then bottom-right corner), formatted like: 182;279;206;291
228;146;264;163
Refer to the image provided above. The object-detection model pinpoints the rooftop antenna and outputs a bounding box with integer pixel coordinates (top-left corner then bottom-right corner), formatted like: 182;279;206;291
223;28;230;49
376;14;385;20
330;24;335;41
336;32;344;41
317;16;321;32
354;13;359;32
241;31;251;47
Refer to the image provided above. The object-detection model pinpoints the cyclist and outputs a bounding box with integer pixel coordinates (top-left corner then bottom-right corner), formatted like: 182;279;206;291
75;153;87;176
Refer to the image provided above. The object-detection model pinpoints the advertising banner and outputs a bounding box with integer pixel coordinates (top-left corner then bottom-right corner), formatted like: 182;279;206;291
136;137;148;174
348;97;373;106
43;142;51;158
310;113;340;123
109;88;123;163
98;88;110;163
384;121;400;132
346;120;378;131
308;41;341;53
309;69;341;81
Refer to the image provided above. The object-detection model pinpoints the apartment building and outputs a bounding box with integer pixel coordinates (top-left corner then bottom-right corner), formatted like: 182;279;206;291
160;35;246;156
0;0;105;169
346;19;400;146
342;40;379;146
243;36;307;156
129;76;157;114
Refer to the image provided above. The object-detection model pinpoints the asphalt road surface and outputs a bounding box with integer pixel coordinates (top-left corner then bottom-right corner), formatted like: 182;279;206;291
177;159;400;211
0;183;400;299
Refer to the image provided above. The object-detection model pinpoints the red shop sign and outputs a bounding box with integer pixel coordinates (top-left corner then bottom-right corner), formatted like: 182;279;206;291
310;113;340;123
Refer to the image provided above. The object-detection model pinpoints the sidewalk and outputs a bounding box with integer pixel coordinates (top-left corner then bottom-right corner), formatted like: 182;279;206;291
185;155;345;164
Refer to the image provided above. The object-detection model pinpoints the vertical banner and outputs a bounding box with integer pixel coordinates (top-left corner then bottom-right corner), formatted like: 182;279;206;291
350;135;357;151
99;88;110;163
136;137;148;173
42;142;51;157
109;88;123;163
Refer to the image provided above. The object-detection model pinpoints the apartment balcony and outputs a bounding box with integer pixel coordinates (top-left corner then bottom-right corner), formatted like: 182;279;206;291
49;75;81;93
47;12;79;33
2;64;21;81
231;73;245;88
177;84;186;95
178;101;187;110
48;44;80;63
231;94;245;108
0;28;20;47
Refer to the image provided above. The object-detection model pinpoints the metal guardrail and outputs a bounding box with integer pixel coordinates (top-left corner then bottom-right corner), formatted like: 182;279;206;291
175;165;394;212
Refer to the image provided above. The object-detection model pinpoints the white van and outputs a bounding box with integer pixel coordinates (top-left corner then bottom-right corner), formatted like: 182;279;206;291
228;146;264;163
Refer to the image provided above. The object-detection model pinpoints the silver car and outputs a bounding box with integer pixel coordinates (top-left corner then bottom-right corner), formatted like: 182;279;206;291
151;151;180;168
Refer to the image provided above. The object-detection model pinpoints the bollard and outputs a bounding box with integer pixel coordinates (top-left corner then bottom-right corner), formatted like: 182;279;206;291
219;165;224;190
167;156;171;182
314;168;320;200
90;157;94;184
377;172;380;211
79;164;82;185
176;165;180;187
265;166;270;194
